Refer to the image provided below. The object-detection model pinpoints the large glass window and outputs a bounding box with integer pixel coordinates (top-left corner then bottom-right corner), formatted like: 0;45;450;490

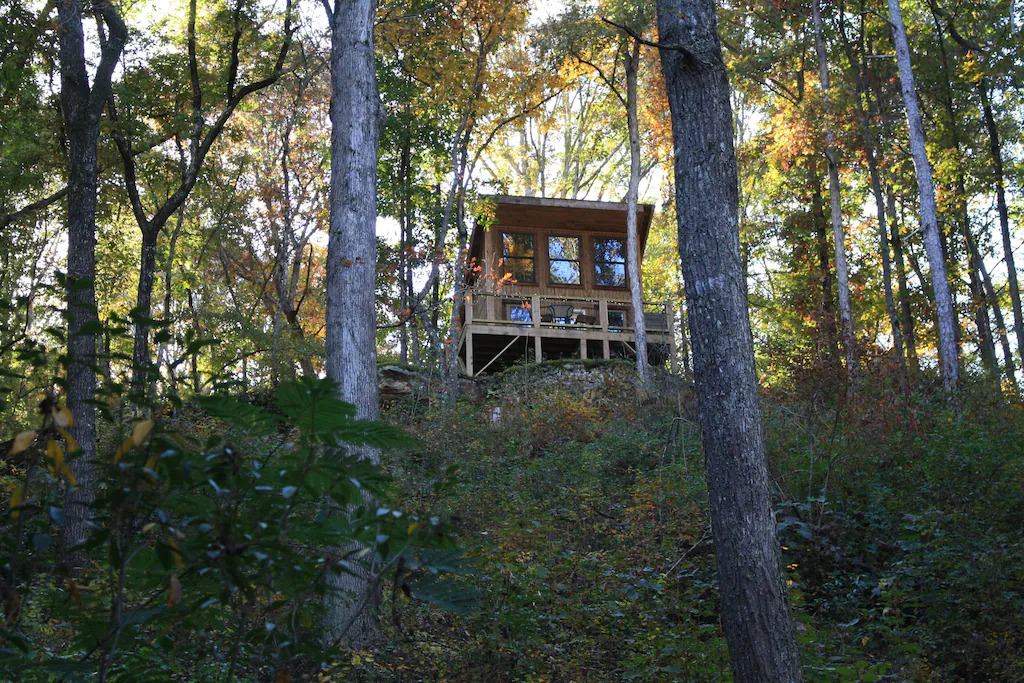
548;236;581;285
501;232;535;283
594;238;627;287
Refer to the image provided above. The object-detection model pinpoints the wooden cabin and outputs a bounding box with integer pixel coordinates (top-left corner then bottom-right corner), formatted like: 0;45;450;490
457;195;677;376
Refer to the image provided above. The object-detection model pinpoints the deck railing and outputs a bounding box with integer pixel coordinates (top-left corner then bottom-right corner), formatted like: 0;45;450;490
463;288;673;336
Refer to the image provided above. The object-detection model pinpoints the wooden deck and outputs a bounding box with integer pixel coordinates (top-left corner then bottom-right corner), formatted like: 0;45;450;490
457;289;677;377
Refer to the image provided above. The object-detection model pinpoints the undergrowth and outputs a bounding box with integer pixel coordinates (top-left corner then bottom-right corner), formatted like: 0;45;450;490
364;368;1024;681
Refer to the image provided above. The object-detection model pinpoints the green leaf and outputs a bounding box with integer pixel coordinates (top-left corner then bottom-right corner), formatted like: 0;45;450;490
198;394;280;436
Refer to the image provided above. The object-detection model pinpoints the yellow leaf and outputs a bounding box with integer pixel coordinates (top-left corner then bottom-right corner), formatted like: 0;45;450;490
132;420;154;447
142;522;157;533
9;486;24;519
57;428;80;454
407;521;420;535
144;453;159;472
10;431;36;456
61;463;77;487
113;438;133;465
167;574;182;608
46;440;64;474
168;538;183;570
52;405;73;429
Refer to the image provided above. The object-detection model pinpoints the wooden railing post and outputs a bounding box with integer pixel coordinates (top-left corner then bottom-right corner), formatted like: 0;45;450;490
532;294;542;363
666;301;679;374
599;299;610;360
465;290;473;325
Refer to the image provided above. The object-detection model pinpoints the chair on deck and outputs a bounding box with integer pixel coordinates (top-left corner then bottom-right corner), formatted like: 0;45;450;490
575;312;596;325
546;303;576;325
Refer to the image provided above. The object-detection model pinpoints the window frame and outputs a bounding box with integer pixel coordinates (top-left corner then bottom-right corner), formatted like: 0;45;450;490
592;236;628;289
547;234;583;287
499;231;537;285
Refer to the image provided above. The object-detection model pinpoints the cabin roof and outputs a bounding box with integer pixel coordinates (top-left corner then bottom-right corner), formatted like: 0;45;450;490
469;195;655;266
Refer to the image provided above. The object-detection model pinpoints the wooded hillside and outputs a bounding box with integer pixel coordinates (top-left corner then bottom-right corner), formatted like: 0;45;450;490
1;0;1023;679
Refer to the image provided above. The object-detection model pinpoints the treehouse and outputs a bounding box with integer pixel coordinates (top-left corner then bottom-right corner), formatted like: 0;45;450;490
457;195;677;376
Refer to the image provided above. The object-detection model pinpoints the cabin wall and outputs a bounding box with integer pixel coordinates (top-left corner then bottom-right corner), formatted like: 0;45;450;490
476;222;640;321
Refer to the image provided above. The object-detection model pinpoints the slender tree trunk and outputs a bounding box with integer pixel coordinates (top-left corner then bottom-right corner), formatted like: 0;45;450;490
979;81;1023;382
445;193;469;397
811;0;857;380
398;125;411;365
657;0;802;678
887;0;960;397
810;163;838;367
887;187;920;377
967;247;998;379
624;42;649;388
160;210;185;395
130;229;158;400
57;0;126;565
838;4;907;389
323;0;381;647
962;223;1017;387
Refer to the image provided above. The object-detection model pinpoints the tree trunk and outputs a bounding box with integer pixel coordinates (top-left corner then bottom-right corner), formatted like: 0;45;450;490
656;0;802;679
445;194;469;397
962;223;1017;387
810;163;838;367
967;247;998;379
398;124;412;365
979;81;1023;383
811;0;857;381
323;0;381;647
57;0;126;566
130;228;158;400
887;188;920;377
887;0;960;398
837;4;907;389
624;42;649;389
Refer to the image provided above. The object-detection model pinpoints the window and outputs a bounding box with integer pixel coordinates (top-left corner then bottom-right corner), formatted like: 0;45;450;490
594;238;627;287
548;236;581;285
501;233;535;283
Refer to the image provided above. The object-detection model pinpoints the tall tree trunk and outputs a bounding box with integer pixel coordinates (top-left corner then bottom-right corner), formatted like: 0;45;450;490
624;42;649;388
838;3;907;389
57;0;127;566
967;247;998;379
811;0;857;380
445;193;469;397
131;228;159;400
887;0;960;398
887;187;920;377
810;162;838;367
657;1;802;678
979;81;1023;382
962;223;1017;387
398;124;412;365
159;210;185;395
323;0;381;647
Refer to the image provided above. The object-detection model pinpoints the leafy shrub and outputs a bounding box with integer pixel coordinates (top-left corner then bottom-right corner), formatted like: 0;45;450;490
1;377;457;680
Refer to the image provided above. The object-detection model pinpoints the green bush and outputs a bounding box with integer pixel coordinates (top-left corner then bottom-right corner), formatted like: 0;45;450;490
1;376;459;680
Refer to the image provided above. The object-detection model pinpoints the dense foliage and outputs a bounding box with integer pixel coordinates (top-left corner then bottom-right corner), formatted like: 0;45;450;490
1;369;459;680
367;363;1024;680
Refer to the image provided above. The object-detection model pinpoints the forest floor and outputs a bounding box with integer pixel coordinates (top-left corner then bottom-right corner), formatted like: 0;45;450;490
345;361;1024;681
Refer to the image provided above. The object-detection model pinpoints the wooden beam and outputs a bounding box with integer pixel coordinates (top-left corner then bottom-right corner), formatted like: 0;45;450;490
475;334;522;376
